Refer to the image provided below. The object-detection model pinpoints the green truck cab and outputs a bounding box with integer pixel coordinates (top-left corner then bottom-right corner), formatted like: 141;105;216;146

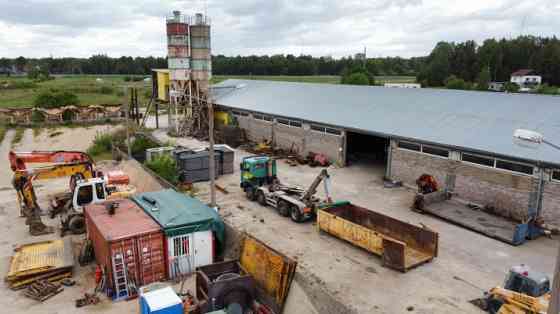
240;156;277;200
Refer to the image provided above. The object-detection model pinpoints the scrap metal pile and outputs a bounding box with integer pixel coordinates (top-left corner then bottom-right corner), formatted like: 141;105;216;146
5;239;74;290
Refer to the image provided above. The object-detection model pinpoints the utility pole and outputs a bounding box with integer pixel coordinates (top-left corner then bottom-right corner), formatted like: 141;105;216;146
124;86;131;158
549;242;560;314
207;94;216;208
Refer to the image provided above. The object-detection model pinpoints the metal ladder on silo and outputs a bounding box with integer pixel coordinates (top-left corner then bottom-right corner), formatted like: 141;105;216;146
112;252;129;300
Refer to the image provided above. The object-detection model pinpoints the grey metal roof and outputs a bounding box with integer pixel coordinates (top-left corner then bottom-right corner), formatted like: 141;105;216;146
212;79;560;166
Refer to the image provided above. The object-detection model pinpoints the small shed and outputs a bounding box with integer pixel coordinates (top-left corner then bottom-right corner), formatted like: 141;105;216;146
85;199;166;300
132;189;225;279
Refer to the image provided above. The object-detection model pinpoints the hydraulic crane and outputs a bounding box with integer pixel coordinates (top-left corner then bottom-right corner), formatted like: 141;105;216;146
240;155;332;222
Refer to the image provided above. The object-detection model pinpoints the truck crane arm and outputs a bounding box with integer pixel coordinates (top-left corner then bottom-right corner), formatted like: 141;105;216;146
9;150;94;171
300;169;332;205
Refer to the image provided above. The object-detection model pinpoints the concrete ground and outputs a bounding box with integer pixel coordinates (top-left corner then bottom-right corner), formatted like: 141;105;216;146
0;126;557;314
0;126;145;314
152;129;558;314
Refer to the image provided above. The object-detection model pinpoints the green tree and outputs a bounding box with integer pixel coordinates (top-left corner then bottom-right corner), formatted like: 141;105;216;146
445;75;469;90
33;90;79;108
343;72;370;85
504;82;520;93
476;66;491;90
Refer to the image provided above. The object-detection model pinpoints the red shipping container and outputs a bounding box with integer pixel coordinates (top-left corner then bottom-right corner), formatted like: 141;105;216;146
85;199;166;299
167;23;188;35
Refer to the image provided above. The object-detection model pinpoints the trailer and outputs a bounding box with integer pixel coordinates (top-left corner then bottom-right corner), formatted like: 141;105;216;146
317;202;439;272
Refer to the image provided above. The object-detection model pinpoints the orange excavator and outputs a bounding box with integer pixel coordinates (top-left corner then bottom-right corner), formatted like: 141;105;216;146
10;150;132;235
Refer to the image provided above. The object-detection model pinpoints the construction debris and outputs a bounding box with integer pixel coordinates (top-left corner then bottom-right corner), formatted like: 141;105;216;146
5;239;74;290
23;280;64;302
75;293;100;308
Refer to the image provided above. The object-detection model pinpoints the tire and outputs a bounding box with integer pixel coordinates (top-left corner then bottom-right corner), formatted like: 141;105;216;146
256;191;266;206
245;187;256;201
487;297;504;314
68;215;86;234
290;206;304;223
278;200;290;217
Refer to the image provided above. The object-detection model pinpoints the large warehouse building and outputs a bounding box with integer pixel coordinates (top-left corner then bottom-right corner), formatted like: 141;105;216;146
213;79;560;227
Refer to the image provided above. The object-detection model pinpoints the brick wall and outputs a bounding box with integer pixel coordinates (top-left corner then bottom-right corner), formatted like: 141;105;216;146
542;179;560;227
390;143;534;222
452;164;533;221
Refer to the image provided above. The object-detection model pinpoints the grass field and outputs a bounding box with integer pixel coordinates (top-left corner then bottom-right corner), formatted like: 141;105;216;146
0;75;151;108
0;74;416;108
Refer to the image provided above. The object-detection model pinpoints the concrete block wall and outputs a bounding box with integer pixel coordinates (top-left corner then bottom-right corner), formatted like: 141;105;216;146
304;129;342;163
274;123;306;154
232;112;343;163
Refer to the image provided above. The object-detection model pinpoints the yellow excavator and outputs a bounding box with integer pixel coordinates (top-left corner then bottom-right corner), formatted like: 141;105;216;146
473;265;550;313
11;151;133;236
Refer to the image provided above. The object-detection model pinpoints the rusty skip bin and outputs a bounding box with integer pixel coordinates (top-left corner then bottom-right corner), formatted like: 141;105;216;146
317;201;438;272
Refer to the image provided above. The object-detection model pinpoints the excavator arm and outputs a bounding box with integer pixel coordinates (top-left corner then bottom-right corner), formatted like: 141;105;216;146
9;150;94;171
12;162;95;236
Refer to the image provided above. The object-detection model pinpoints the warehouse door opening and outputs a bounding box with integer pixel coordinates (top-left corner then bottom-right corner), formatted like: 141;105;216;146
346;131;389;170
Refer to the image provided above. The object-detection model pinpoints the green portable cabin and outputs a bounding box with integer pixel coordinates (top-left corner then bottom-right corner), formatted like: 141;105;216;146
132;189;225;279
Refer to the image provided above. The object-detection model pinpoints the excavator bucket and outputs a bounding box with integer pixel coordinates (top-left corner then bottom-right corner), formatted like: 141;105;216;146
28;216;54;236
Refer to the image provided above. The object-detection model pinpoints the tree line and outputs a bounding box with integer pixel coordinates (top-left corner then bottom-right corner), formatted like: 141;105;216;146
1;35;559;89
418;36;560;87
0;54;423;77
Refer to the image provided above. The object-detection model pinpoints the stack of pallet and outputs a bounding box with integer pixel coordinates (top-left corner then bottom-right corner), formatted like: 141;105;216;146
5;239;74;290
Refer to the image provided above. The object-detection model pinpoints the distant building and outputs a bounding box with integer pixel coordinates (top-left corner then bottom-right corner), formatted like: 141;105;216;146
354;53;366;61
488;82;505;92
510;69;541;92
0;66;14;76
384;83;421;89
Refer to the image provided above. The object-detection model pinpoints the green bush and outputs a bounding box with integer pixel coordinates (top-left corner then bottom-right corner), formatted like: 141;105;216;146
131;136;159;156
536;84;559;95
99;86;114;94
445;75;470;90
33;89;79;108
87;132;113;156
145;155;178;184
31;110;45;122
504;82;520;93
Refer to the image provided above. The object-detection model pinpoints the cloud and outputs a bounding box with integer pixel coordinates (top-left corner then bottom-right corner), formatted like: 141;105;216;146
0;0;558;58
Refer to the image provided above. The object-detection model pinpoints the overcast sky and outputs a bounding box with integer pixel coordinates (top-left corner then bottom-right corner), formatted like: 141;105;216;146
1;0;559;59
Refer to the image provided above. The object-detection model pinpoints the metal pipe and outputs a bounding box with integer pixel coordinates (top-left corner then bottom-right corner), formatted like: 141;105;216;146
208;94;216;207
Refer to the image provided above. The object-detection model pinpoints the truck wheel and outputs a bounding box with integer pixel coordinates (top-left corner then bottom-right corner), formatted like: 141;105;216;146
278;200;290;217
290;206;304;223
68;215;86;234
257;191;266;206
245;187;256;201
